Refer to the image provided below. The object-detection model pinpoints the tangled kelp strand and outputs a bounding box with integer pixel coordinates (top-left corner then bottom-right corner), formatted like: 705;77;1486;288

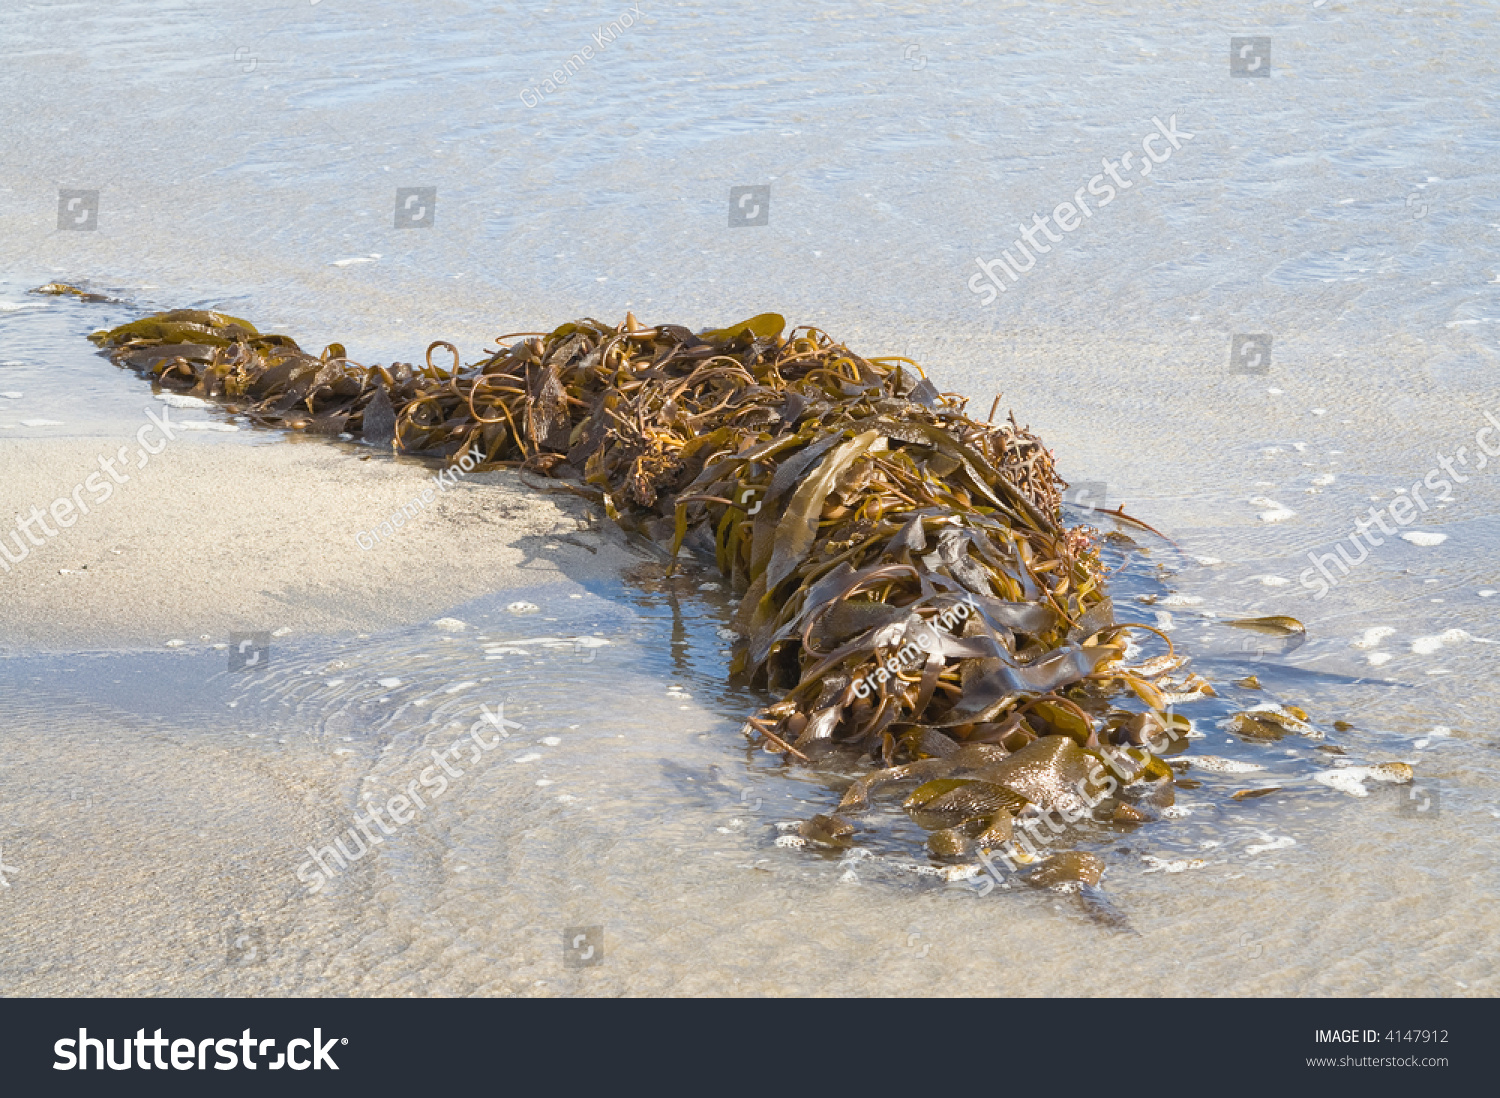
70;287;1417;906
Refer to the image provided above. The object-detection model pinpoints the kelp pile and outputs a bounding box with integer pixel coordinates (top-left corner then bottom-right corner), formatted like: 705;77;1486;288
77;295;1398;901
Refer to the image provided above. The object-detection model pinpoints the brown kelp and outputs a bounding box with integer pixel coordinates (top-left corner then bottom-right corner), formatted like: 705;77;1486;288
78;296;1411;900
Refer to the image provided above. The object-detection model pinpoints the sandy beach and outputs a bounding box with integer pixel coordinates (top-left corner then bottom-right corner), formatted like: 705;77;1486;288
0;434;636;651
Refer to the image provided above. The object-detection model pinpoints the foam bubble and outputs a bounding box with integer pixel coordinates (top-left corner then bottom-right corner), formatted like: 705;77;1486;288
156;393;211;409
1249;495;1296;523
1400;531;1447;547
1410;628;1492;656
1158;594;1204;606
1350;626;1396;650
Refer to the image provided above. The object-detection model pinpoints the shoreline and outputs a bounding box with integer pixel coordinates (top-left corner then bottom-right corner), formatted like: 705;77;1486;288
0;435;636;652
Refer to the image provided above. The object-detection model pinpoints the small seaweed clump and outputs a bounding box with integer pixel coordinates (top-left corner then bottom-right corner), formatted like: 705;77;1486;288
84;303;1313;894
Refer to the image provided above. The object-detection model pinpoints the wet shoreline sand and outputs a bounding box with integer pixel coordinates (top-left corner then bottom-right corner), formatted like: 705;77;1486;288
0;434;636;652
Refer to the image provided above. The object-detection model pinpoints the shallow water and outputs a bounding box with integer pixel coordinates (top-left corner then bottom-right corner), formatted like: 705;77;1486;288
2;508;1495;996
2;0;1498;995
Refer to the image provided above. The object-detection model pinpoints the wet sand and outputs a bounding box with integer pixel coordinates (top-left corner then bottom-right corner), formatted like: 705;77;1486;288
0;434;635;651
